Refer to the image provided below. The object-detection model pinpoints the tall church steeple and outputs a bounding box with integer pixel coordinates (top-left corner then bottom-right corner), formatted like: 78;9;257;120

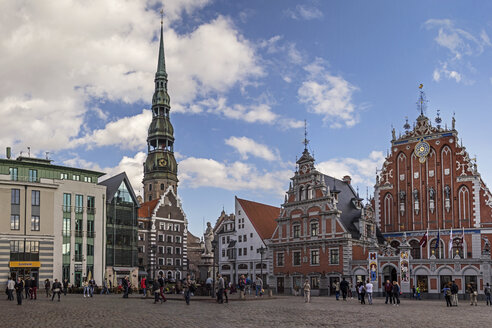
143;14;178;202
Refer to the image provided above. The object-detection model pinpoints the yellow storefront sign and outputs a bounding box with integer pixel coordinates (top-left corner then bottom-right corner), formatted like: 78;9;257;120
9;261;41;268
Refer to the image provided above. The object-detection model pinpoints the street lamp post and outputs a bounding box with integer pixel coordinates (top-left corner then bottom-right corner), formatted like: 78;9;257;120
211;239;218;298
258;245;266;284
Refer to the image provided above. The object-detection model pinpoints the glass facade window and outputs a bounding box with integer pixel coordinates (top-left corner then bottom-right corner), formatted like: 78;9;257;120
73;174;80;181
75;243;82;261
11;189;20;205
87;196;95;214
75;194;83;213
31;215;40;231
10;241;39;261
63;193;71;212
63;217;71;236
60;173;68;180
10;215;20;230
311;249;319;265
63;243;70;255
62;266;70;282
87;244;94;256
75;220;83;237
87;220;94;238
28;169;37;182
10;167;18;181
31;190;40;206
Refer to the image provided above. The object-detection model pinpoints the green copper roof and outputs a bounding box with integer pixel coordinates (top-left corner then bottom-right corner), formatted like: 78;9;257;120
156;24;167;79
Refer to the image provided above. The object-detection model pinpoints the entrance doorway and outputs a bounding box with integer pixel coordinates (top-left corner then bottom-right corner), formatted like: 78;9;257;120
277;277;284;294
383;266;397;283
440;275;452;289
416;275;428;292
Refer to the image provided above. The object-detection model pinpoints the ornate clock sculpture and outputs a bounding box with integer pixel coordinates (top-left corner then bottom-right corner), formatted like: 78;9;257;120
414;138;430;163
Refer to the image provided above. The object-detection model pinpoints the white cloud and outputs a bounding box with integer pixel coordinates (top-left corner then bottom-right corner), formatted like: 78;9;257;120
316;151;385;188
298;59;359;128
225;136;279;161
65;152;147;196
0;1;263;152
178;157;290;195
425;19;490;83
286;5;323;20
74;109;152;150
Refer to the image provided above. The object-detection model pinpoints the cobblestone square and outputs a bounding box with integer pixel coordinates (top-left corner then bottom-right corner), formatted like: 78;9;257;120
1;293;491;328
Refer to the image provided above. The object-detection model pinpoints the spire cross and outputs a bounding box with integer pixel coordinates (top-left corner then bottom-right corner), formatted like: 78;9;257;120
303;120;309;150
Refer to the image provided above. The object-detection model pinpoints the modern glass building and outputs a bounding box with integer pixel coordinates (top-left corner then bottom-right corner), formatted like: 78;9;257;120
99;172;139;287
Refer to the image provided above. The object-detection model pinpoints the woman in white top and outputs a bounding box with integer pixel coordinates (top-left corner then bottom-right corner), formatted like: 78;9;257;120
365;279;374;305
303;279;311;303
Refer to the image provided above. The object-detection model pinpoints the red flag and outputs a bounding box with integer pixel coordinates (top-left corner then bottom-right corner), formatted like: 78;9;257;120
419;229;428;247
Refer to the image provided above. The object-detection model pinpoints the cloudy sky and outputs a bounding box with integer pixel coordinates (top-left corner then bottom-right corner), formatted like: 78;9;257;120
2;0;492;236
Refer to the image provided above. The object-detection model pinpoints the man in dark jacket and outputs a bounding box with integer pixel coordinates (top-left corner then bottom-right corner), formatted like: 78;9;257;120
152;279;161;304
122;276;129;298
51;279;62;301
340;278;349;301
451;281;459;306
384;280;393;304
24;277;31;299
63;279;69;296
15;278;23;305
30;278;37;300
158;274;166;302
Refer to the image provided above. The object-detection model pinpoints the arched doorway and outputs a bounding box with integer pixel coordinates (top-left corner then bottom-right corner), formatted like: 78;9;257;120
383;266;397;283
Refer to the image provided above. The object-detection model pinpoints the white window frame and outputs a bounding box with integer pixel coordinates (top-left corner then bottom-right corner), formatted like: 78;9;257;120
310;249;320;266
329;248;339;265
292;251;301;266
276;252;285;267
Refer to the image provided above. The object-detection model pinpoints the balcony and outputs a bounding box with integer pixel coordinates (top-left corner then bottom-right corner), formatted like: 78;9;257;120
87;207;96;215
62;230;71;237
75;207;84;214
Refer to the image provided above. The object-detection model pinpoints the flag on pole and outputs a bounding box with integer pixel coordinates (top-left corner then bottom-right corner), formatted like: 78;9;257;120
419;229;428;247
434;228;440;250
449;228;453;257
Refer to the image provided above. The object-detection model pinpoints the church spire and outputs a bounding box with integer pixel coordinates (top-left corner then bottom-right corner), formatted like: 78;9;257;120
156;9;167;79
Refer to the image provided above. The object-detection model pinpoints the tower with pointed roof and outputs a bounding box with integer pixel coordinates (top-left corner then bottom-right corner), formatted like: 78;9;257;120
143;16;178;202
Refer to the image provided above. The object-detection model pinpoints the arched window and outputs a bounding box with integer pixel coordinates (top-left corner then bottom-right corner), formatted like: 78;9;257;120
390;240;400;255
160;183;165;190
384;194;393;227
299;186;305;201
238;264;248;270
452;238;464;258
458;186;470;223
221;265;231;271
409;240;421;259
307;185;313;199
430;239;444;259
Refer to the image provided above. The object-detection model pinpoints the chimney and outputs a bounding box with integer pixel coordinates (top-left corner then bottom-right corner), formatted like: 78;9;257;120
6;147;11;159
343;175;351;184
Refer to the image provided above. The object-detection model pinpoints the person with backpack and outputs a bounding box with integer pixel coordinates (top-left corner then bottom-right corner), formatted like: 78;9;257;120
358;282;366;304
442;283;452;307
484;282;491;306
152;279;162;304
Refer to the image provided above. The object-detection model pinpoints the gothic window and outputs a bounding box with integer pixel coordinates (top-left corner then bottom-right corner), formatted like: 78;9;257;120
458;186;470;223
409;240;421;259
430;239;444;259
161;183;164;190
452;238;464;258
384;193;393;227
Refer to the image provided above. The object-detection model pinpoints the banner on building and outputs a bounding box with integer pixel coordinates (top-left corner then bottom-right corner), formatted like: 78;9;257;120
400;251;410;283
368;252;378;282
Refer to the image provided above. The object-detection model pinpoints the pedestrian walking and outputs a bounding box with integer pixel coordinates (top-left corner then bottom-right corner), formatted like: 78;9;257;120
158;274;167;302
30;278;37;300
122;276;129;298
217;274;224;304
63;279;69;296
442;283;452;307
15;278;23;305
334;280;340;300
140;277;147;297
392;281;400;306
485;282;491;306
365;279;374;305
153;279;162;304
83;278;90;298
451;280;459;306
340;278;349;301
100;279;109;295
52;279;62;302
24;277;31;299
223;278;229;303
255;275;263;297
238;275;246;300
358;283;366;304
7;277;15;301
468;283;478;306
89;278;95;297
416;285;421;300
303;279;311;303
384;280;393;304
44;279;51;298
183;274;194;305
348;281;353;299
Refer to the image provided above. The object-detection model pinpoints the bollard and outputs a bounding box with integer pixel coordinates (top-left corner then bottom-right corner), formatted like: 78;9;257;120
268;289;273;297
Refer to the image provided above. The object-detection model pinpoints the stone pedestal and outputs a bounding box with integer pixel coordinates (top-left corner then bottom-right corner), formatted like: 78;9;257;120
198;253;214;282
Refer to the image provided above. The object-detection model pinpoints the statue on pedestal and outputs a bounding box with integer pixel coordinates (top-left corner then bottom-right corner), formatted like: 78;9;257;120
203;222;214;255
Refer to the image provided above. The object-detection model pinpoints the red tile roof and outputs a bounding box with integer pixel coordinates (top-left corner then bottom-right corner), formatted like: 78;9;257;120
236;197;280;240
138;199;160;218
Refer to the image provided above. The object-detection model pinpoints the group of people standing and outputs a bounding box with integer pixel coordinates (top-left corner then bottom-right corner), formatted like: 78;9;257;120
6;276;63;305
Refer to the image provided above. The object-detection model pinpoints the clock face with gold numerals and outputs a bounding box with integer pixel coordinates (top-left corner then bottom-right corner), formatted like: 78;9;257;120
158;158;167;167
414;138;430;163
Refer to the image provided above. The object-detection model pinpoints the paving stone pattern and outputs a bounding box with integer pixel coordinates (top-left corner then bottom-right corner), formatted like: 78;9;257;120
1;293;491;327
